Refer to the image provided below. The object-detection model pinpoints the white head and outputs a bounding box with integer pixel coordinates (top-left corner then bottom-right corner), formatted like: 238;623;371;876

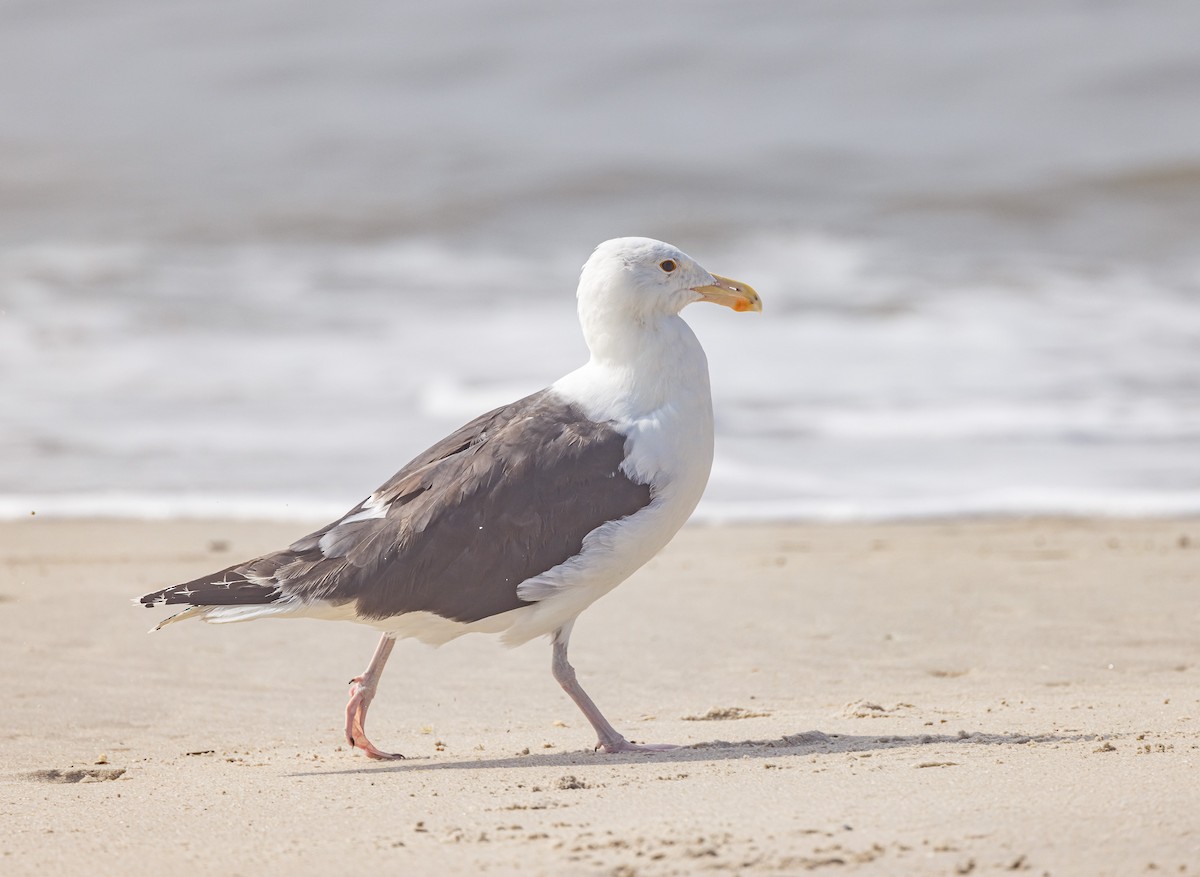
577;237;760;326
573;236;758;359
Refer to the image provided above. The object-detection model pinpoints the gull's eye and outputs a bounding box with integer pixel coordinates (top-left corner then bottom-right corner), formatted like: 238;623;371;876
659;259;677;273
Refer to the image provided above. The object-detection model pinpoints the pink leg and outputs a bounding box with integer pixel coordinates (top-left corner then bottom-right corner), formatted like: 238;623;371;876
345;633;404;759
551;624;678;754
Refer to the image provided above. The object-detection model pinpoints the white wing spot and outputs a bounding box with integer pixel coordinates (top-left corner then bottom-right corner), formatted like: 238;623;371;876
339;500;392;526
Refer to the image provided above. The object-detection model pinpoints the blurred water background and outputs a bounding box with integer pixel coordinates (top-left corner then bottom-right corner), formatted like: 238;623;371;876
2;0;1198;521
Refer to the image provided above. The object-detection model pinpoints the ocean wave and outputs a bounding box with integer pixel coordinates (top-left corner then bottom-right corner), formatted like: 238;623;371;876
3;233;1199;519
4;489;1199;525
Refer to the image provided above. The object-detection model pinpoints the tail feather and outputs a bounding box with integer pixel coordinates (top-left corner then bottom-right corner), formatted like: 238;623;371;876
152;605;208;631
149;602;299;631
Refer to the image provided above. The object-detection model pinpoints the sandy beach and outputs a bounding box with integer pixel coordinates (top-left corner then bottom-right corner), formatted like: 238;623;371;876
1;517;1197;875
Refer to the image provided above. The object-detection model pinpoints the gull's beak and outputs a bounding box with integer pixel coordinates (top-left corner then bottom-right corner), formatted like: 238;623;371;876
692;274;762;313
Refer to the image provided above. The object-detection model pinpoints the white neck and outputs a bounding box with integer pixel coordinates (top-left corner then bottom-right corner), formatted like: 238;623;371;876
554;312;712;422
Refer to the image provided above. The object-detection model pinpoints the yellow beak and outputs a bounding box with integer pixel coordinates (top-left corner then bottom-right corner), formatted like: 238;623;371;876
692;274;762;313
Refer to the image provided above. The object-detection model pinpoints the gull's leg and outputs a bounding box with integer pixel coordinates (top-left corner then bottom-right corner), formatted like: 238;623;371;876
551;623;678;754
345;633;404;759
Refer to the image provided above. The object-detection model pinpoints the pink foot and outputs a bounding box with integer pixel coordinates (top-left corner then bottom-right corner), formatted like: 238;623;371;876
345;677;405;760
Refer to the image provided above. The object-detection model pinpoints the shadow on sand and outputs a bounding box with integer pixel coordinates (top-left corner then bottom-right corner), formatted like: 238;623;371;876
291;728;1108;777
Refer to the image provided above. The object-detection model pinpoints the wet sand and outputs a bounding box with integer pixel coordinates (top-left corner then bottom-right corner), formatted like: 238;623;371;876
1;517;1198;875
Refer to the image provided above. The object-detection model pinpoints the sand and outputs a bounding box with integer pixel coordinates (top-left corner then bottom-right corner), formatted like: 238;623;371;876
1;517;1198;875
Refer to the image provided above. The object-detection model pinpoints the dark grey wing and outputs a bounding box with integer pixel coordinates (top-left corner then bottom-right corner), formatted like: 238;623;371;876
141;390;653;624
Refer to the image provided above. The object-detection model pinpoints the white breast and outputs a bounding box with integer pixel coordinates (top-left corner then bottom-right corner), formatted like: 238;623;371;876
498;314;715;645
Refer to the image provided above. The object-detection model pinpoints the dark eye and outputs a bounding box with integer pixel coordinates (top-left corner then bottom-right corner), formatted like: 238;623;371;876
659;259;677;273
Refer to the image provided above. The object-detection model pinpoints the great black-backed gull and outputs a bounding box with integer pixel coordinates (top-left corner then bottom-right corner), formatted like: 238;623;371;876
139;237;760;758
